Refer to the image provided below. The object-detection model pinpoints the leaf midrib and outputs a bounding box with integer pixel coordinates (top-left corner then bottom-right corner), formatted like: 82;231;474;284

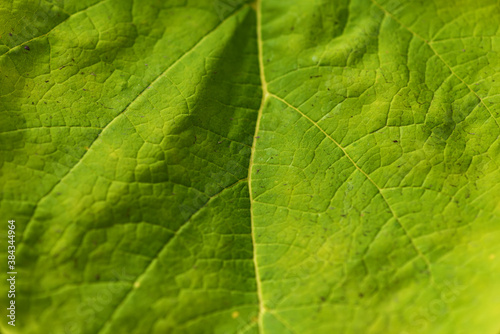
247;1;443;331
248;0;267;332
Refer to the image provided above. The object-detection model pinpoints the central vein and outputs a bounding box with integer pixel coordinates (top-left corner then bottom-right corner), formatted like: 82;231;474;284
248;0;268;332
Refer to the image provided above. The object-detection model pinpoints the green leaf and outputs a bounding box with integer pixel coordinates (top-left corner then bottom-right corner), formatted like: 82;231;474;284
1;0;499;333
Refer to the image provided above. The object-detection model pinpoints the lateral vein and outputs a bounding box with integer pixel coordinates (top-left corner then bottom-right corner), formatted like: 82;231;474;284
20;4;249;244
269;92;434;283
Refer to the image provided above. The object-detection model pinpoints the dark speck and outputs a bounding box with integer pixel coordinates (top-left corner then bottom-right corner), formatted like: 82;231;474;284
24;45;30;51
9;33;12;37
359;293;364;298
393;140;398;143
320;296;326;302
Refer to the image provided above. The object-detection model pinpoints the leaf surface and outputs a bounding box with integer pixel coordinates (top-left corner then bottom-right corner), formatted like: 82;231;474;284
1;0;499;333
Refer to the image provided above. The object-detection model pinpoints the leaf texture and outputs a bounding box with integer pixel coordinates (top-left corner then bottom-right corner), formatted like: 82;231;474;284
1;0;499;333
